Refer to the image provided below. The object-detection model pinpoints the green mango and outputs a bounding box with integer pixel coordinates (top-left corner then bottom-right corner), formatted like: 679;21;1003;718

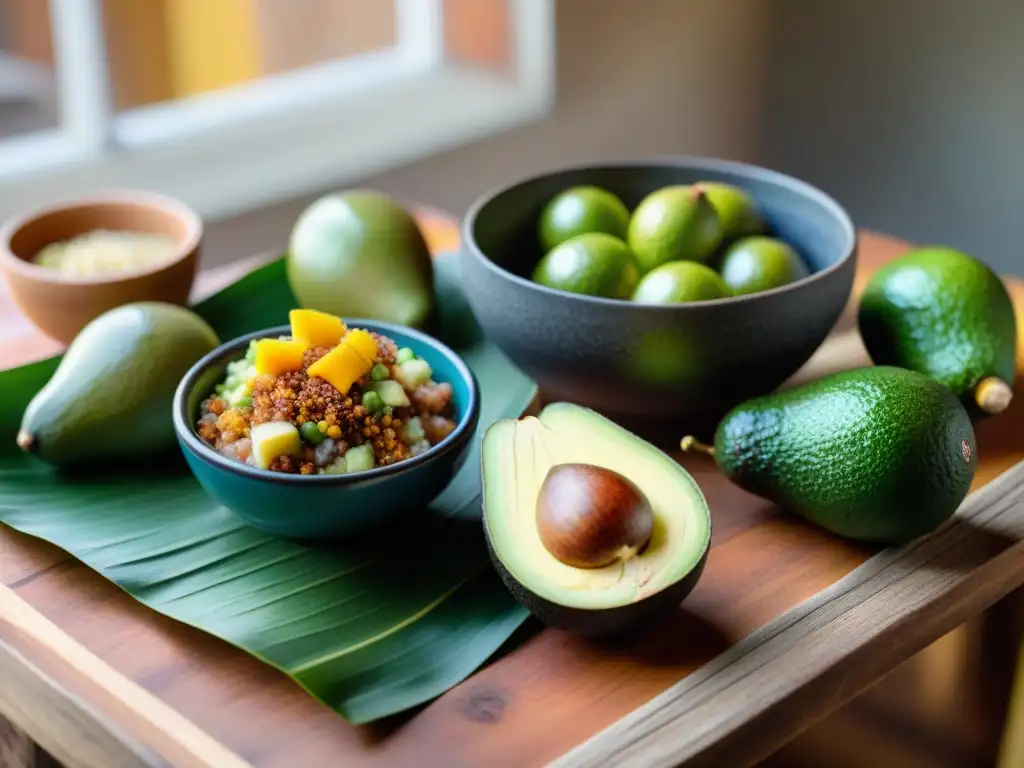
286;190;435;328
18;302;219;466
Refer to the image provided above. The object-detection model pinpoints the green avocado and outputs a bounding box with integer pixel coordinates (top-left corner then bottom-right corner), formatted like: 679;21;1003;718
858;246;1017;418
699;181;764;242
538;185;631;252
287;189;435;328
17;302;220;466
631;261;733;304
718;236;809;295
694;366;976;544
627;185;723;273
532;232;639;299
482;402;711;636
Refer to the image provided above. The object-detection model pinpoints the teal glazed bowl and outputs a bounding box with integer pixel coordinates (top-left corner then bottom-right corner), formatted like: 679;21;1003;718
460;156;857;429
173;321;480;540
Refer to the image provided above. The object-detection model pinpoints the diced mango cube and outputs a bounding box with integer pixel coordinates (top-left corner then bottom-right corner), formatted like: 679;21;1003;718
254;338;308;375
289;309;346;348
250;421;301;470
307;344;374;395
343;328;378;365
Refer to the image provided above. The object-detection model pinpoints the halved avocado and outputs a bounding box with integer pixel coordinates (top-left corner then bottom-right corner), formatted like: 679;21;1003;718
482;402;712;636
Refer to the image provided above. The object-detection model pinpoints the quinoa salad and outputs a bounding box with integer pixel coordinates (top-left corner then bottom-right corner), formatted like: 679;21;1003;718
196;309;458;475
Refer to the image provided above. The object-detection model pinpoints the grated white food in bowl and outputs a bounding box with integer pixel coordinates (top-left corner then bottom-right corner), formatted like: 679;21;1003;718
34;229;178;278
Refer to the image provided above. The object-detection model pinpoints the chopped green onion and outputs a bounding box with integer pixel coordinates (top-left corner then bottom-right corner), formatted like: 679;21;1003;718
362;390;385;414
396;347;416;363
371;363;390;381
235;396;252;409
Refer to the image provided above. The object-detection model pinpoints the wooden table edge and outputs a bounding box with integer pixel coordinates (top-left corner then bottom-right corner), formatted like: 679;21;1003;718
1;221;1021;767
3;459;1021;768
0;585;252;768
553;459;1024;767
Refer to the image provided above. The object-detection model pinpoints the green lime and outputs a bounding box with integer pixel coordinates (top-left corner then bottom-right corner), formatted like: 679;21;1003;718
699;182;764;242
631;261;733;304
538;186;631;252
719;236;809;295
627;185;723;274
532;233;639;299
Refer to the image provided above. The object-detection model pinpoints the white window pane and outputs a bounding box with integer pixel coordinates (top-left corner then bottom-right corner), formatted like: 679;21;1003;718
101;0;398;110
0;0;58;138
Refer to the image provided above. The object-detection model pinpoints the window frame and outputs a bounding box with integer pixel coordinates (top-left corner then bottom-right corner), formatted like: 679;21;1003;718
0;0;555;223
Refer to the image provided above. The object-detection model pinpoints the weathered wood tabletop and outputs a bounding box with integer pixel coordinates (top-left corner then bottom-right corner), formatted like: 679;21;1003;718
1;212;1022;768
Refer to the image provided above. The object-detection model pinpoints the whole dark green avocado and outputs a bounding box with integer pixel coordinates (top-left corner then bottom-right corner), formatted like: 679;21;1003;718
17;302;220;466
858;246;1017;418
686;366;976;544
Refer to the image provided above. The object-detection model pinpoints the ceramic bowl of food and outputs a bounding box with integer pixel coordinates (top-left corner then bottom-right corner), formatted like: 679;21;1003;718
0;190;202;345
460;156;857;429
173;318;480;540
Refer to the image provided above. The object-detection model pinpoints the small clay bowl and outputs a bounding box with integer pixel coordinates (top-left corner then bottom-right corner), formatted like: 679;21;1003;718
0;190;202;345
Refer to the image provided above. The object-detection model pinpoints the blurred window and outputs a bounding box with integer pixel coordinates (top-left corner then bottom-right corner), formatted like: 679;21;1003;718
0;0;554;221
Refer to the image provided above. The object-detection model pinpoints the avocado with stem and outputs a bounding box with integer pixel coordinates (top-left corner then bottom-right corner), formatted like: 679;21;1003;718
482;402;711;636
627;185;723;273
17;302;220;466
681;366;976;544
858;246;1017;418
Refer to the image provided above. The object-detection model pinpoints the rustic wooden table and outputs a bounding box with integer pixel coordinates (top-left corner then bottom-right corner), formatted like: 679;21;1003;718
1;213;1022;768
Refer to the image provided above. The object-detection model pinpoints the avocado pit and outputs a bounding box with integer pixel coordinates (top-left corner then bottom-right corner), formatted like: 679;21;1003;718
481;403;712;636
536;463;653;569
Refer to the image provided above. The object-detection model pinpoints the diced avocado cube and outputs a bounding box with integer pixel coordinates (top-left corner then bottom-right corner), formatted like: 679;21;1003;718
344;444;375;473
227;358;249;377
366;380;411;408
402;416;426;444
394;359;432;390
321;456;348;475
224;386;243;407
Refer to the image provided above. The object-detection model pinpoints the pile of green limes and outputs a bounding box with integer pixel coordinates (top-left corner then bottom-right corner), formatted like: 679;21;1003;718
531;183;809;304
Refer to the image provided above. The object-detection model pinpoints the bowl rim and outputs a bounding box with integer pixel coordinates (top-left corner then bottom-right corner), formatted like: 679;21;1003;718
461;155;859;309
0;189;203;286
172;320;481;485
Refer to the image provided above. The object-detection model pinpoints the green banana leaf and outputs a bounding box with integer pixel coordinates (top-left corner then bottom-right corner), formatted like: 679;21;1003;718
0;253;537;724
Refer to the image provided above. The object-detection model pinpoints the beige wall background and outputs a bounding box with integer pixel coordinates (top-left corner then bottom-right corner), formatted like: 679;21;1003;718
206;0;1024;277
759;0;1024;276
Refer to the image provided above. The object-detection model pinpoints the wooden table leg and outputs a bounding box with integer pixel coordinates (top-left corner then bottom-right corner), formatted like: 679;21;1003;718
998;589;1024;768
0;714;37;768
967;587;1024;765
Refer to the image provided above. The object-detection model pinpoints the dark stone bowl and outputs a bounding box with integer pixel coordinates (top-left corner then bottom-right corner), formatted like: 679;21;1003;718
460;156;857;430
